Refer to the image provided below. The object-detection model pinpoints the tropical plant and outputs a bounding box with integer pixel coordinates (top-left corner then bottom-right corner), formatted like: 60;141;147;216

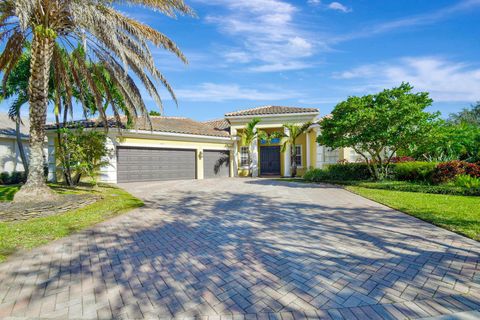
454;174;480;189
238;118;268;177
58;127;109;186
276;123;312;177
317;83;438;180
0;0;192;202
404;121;480;163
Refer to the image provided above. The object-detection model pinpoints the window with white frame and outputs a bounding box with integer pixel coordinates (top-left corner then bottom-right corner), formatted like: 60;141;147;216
240;146;250;167
295;145;302;166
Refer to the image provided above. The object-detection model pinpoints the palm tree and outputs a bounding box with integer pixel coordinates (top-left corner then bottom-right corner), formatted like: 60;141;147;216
0;46;131;186
0;51;31;174
279;123;312;177
0;0;192;202
238;118;268;177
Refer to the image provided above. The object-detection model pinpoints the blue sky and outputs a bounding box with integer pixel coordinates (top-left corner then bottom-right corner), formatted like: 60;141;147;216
3;0;480;121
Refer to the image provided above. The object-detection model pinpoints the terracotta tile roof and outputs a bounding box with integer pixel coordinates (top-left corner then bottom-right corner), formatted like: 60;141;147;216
225;105;319;117
203;119;231;130
46;116;231;138
0;113;29;138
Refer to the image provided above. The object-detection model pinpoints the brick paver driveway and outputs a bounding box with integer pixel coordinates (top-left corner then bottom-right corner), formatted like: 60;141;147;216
1;179;479;319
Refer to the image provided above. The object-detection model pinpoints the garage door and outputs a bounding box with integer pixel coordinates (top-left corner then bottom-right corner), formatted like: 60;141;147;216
117;147;196;182
203;150;230;179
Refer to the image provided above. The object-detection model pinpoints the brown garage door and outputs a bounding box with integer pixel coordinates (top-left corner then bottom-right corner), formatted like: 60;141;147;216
203;150;230;179
117;147;196;182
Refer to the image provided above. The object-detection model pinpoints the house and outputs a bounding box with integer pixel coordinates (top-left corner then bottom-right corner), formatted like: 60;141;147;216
45;106;359;183
0;113;29;173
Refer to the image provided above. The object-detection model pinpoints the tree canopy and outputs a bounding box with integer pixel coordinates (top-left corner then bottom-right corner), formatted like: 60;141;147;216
0;0;192;201
317;83;438;179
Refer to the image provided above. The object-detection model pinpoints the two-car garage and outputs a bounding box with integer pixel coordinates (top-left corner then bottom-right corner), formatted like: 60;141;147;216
116;146;230;183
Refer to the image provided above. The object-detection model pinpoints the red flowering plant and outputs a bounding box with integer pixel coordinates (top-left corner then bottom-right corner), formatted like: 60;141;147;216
432;160;480;183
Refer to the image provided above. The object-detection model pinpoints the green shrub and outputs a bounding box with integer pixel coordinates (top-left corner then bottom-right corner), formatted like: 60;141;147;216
303;168;330;182
0;172;9;184
432;160;480;183
303;163;372;182
0;171;27;185
325;163;372;180
393;162;437;182
454;174;480;189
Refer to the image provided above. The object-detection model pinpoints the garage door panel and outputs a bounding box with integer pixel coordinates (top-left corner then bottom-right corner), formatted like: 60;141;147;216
203;150;230;179
117;147;196;182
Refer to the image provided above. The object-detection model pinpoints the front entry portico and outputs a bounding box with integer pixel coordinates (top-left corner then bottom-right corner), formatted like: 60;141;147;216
260;146;281;175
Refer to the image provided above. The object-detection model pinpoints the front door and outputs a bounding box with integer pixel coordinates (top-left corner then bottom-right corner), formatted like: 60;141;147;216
260;146;281;175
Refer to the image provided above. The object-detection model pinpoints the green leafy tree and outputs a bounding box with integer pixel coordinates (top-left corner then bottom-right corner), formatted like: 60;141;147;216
405;121;480;162
317;83;438;180
448;102;480;126
58;127;109;186
276;123;312;177
149;111;162;116
0;0;192;202
238;118;268;177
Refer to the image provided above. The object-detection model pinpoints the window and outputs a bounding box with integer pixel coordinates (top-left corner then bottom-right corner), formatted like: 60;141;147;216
295;145;302;166
240;146;250;167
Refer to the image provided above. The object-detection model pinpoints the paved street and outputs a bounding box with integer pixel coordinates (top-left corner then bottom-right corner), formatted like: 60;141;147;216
0;178;479;319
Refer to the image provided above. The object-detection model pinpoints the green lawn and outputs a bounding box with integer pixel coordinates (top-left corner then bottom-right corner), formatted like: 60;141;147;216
346;186;480;241
0;184;143;262
0;185;21;201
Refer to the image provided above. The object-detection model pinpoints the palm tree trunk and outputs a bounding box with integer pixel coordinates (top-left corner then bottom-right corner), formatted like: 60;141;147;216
14;33;58;202
15;116;28;175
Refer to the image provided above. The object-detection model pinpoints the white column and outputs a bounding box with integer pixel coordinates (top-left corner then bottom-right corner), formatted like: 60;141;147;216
231;128;238;177
47;136;56;182
251;128;259;177
283;127;291;177
99;135;117;183
232;141;238;177
306;131;310;169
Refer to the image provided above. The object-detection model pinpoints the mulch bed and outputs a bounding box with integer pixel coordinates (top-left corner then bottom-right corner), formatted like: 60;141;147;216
0;194;101;222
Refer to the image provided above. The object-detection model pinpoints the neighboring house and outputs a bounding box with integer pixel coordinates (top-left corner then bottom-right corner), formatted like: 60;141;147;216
45;106;358;183
0;113;29;173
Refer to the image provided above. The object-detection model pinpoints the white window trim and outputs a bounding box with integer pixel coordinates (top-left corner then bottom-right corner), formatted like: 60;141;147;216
239;146;250;169
294;145;303;168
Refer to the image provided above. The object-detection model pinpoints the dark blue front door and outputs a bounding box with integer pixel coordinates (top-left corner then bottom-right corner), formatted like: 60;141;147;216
260;146;281;175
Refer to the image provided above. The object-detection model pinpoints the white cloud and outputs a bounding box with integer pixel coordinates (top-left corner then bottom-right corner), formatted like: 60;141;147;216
194;0;315;72
327;2;351;13
307;0;321;5
334;57;480;102
175;83;301;102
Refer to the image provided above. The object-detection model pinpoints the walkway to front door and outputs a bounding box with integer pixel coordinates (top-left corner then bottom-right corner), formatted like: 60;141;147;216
260;146;281;175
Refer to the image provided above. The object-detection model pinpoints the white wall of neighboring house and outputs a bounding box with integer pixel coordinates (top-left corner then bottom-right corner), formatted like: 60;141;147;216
0;113;30;173
0;136;29;172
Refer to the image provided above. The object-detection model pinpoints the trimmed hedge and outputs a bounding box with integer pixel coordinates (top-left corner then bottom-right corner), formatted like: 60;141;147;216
0;171;27;185
393;162;437;182
303;163;372;182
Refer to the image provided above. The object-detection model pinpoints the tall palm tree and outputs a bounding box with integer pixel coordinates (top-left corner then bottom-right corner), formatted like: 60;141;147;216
0;0;192;202
0;46;132;186
279;122;312;177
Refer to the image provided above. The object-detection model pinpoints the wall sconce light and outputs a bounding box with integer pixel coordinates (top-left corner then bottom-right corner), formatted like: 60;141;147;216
198;150;203;160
